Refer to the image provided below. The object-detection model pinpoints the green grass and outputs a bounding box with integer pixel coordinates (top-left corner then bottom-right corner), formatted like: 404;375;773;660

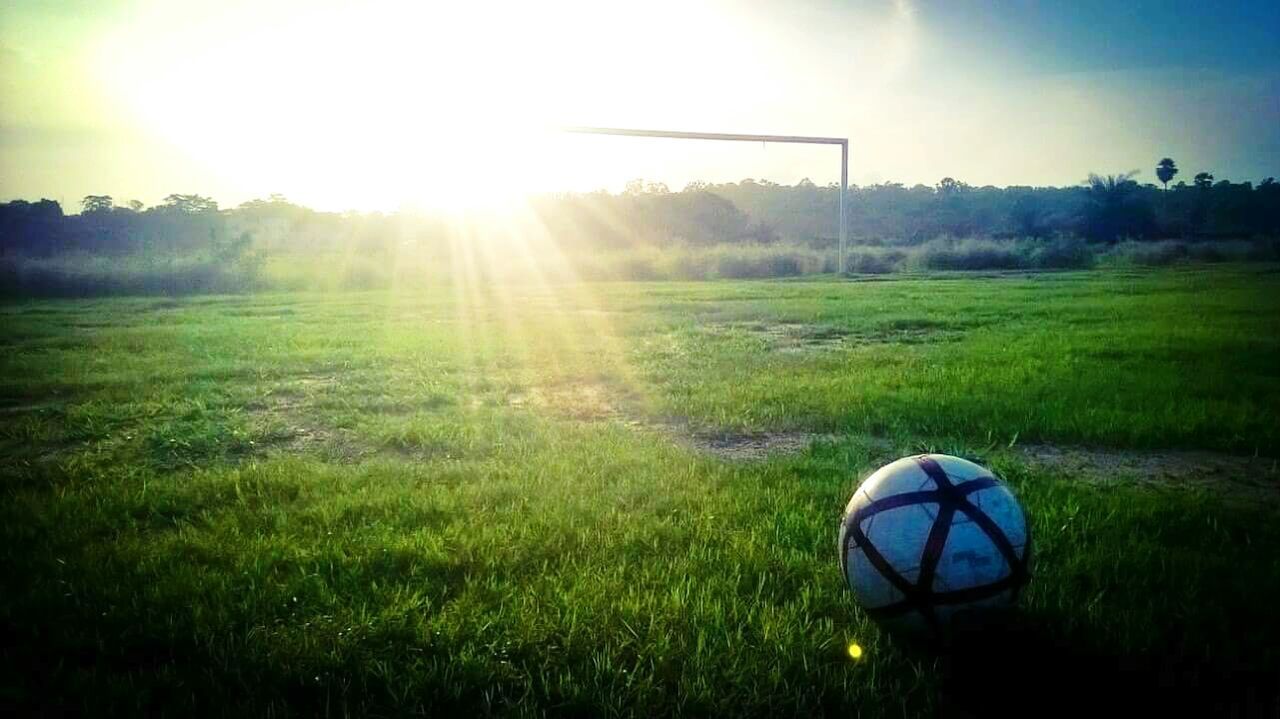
2;265;1279;716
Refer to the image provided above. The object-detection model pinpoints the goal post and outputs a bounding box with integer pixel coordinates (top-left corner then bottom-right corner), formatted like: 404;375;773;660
562;126;849;273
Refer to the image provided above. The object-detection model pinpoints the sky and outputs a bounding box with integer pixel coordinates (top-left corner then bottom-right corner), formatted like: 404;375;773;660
1;0;1277;212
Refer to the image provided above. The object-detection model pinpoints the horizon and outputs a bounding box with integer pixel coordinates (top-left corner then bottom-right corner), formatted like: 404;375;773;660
5;170;1271;219
2;0;1278;212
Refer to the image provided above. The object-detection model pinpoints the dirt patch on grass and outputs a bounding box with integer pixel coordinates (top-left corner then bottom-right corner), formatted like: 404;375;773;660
506;382;627;422
871;317;967;340
678;430;829;460
704;322;850;353
501;379;849;461
221;307;298;318
655;426;904;462
262;422;376;463
702;320;961;353
1014;443;1280;500
246;376;377;463
0;400;61;415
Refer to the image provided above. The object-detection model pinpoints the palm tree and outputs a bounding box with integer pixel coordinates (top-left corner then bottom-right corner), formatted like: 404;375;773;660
1082;172;1144;241
1156;158;1178;190
1085;172;1139;197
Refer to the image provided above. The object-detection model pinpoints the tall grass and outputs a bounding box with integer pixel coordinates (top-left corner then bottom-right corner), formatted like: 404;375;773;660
1101;239;1280;267
573;244;835;281
0;252;262;297
569;238;1099;280
3;237;1277;296
901;237;1096;272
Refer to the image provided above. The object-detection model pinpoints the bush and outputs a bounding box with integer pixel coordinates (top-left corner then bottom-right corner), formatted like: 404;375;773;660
0;253;262;297
624;244;825;280
1026;237;1096;269
3;235;1272;297
715;250;802;279
1243;239;1280;261
910;238;1027;271
1185;239;1280;263
844;247;906;274
617;256;660;281
1092;239;1280;268
339;258;391;290
1105;241;1189;267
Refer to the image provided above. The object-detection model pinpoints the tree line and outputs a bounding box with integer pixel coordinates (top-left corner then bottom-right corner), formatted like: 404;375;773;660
2;159;1277;259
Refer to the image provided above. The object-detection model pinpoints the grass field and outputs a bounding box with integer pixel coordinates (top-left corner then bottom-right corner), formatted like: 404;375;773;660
3;265;1279;716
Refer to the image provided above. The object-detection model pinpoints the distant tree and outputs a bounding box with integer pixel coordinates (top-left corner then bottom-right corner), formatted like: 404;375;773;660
161;194;219;214
740;220;780;244
624;179;645;196
1010;193;1046;237
1085;172;1138;197
0;199;65;255
1156;158;1178;190
1186;173;1217;232
12;172;1280;277
80;195;113;214
1082;172;1153;241
1260;179;1280;235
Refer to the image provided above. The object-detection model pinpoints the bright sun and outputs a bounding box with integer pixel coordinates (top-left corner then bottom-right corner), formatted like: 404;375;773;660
95;0;753;212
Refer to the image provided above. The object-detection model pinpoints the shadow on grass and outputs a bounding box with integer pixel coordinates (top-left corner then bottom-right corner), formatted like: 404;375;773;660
0;558;481;717
932;609;1277;718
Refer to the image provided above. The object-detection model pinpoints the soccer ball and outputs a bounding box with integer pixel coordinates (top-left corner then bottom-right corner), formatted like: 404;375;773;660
839;454;1030;638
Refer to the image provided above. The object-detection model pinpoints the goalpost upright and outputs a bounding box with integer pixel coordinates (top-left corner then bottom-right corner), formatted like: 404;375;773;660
562;126;849;273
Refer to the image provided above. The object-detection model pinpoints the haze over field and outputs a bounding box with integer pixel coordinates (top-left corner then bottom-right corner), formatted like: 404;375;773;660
2;0;1278;211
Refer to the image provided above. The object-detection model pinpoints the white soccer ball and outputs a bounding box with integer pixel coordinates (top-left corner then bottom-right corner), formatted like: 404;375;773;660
839;454;1030;638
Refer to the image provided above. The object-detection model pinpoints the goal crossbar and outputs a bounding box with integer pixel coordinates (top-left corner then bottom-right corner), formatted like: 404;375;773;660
561;126;849;272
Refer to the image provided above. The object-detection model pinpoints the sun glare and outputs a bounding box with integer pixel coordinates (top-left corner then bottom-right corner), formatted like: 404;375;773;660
94;0;760;212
